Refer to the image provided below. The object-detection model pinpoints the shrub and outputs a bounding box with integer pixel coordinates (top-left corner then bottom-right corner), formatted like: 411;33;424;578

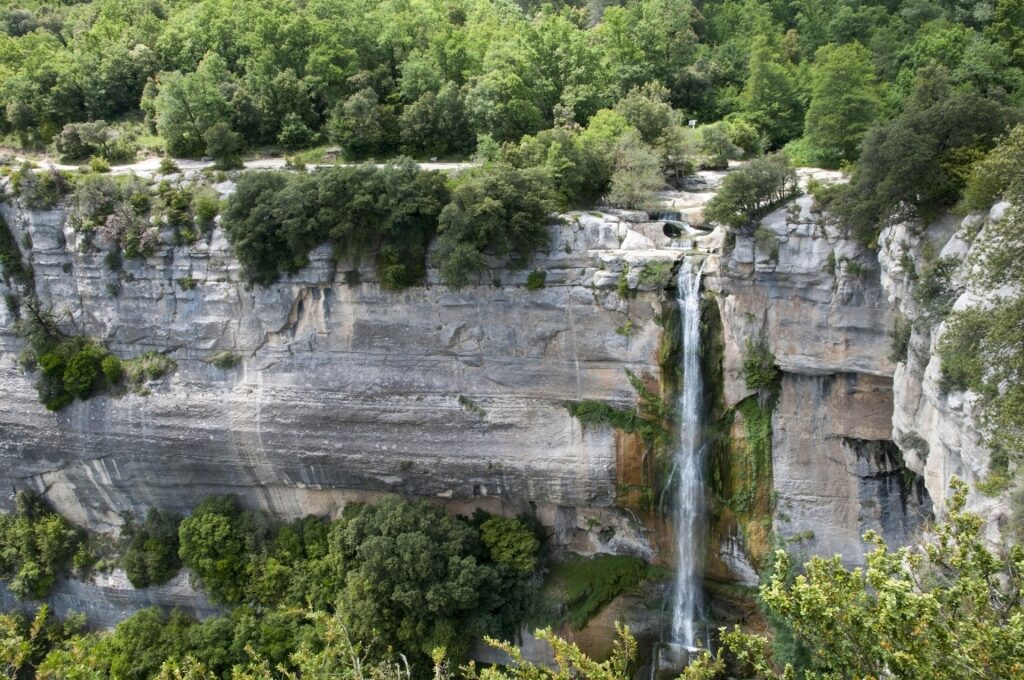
11;166;69;210
743;337;779;391
88;156;111;173
938;297;1024;452
912;256;959;323
0;491;82;599
888;316;912;364
157;157;180;175
704;154;799;229
123;509;183;588
62;345;105;398
753;227;779;261
124;352;177;389
191;189;220;230
208;351;241;370
525;270;546;290
0;213;31;286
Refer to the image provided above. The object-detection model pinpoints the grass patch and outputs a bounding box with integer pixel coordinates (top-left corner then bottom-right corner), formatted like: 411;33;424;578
123;352;177;392
457;394;487;418
637;260;672;288
548;554;655;630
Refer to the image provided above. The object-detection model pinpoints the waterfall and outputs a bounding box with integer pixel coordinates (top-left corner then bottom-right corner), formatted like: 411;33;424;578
670;257;706;649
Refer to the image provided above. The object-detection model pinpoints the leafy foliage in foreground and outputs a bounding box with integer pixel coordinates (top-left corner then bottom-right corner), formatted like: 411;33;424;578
687;479;1024;679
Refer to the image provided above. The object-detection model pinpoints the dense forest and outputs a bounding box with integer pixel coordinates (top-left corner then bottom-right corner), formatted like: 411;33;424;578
2;0;1023;166
2;0;1024;678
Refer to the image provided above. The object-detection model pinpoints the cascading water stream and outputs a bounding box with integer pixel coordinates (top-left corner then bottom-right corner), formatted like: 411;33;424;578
670;257;706;650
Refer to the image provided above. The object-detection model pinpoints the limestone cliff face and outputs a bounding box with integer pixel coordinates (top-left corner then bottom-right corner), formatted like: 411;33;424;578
0;197;679;558
0;169;1003;627
878;204;1013;540
705;193;934;570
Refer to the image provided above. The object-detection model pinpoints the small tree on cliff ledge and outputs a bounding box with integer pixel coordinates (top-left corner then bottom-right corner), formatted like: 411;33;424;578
687;478;1024;679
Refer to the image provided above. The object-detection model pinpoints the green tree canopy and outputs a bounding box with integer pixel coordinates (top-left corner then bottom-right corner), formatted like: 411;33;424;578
803;42;883;165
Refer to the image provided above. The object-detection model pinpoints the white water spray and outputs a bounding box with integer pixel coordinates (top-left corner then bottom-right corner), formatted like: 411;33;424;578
670;257;705;649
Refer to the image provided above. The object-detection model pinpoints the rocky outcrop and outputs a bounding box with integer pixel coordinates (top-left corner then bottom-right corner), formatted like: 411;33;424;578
705;193;933;567
0;570;217;629
878;205;1012;539
0;167;1003;631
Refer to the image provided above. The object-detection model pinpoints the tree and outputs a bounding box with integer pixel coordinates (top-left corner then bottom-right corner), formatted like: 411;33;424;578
739;36;804;149
687;479;1024;679
704;153;799;229
0;492;82;600
203;122;243;170
612;82;676;145
153;53;234;157
834;66;1017;245
479;517;540;576
328;88;395;159
988;0;1024;68
434;164;557;288
399;82;471;157
177;497;249;604
123;509;182;589
698;123;742;170
465;69;546;143
803;42;882;165
607;131;663;210
219;172;297;285
333;498;501;662
54;121;137;163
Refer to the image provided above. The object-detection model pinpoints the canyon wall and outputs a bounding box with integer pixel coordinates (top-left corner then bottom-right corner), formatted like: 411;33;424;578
0;197;682;560
0;170;1006;630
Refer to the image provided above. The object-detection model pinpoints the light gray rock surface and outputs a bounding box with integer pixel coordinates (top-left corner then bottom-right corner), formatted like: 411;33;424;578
878;205;1014;539
0;199;687;552
705;193;933;565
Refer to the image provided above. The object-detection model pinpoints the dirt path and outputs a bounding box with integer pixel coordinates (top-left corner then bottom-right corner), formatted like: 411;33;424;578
6;153;478;176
